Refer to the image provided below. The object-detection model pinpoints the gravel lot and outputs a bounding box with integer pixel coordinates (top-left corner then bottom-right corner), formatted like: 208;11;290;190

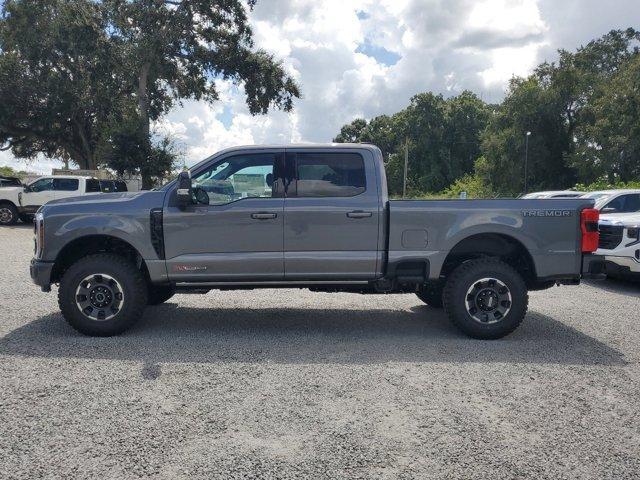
1;224;639;479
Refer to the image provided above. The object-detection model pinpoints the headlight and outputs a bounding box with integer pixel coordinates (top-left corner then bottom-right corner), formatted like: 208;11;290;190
35;212;45;258
628;226;639;239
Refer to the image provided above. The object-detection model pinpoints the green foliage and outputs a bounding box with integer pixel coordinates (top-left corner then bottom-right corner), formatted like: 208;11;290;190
483;28;640;195
0;0;122;169
334;90;491;195
0;0;301;186
574;178;640;192
335;28;640;198
0;165;28;179
97;110;178;189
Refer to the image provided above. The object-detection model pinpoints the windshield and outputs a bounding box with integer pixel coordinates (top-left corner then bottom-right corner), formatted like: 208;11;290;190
580;193;612;209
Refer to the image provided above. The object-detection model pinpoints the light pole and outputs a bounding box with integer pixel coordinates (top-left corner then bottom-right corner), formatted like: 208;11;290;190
524;131;531;194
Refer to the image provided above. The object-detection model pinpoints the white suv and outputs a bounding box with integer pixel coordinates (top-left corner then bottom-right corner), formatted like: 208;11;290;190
596;212;640;279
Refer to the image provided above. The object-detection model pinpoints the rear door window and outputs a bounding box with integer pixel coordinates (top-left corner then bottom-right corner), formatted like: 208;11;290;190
293;153;366;197
53;178;79;191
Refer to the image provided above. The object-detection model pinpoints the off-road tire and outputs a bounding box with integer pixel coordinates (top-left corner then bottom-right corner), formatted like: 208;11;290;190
0;203;18;225
416;282;444;308
58;253;148;336
147;285;175;305
443;258;528;339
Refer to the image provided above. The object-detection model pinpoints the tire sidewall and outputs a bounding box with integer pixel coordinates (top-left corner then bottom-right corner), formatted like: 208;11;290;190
444;260;528;339
59;255;147;336
0;204;18;225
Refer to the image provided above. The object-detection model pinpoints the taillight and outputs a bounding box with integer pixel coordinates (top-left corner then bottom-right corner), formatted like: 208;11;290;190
581;208;599;253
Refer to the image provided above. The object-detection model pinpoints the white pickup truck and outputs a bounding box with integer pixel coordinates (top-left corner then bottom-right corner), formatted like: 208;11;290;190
0;175;102;225
596;212;640;279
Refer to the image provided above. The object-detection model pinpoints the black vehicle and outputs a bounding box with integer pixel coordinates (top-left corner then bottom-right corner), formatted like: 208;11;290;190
99;180;128;193
0;176;22;188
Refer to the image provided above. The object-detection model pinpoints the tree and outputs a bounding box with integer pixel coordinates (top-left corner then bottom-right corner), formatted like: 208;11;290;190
481;29;640;195
0;0;124;170
333;91;490;195
104;0;300;187
481;76;577;195
0;0;301;187
578;54;640;182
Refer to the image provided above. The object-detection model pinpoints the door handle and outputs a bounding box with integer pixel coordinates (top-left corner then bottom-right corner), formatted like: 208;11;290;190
346;211;372;218
251;212;277;220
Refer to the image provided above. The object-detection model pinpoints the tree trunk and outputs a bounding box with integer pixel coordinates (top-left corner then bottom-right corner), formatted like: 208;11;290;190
138;62;152;138
138;62;153;189
141;173;154;190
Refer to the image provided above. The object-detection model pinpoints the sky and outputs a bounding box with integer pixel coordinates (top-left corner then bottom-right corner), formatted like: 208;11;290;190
2;0;640;173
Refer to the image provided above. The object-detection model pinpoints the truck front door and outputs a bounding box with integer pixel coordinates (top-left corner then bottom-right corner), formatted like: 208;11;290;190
163;150;285;282
21;177;55;213
283;149;382;280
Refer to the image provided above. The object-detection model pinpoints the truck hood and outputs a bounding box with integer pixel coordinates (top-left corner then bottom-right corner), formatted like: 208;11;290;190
45;191;148;206
599;212;640;226
0;186;23;202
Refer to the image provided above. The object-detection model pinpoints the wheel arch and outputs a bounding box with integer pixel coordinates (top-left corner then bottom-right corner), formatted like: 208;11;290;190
51;234;150;284
441;232;538;287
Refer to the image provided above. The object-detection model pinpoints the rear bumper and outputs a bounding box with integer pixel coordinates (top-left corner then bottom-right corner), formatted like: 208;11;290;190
30;259;53;292
581;254;607;279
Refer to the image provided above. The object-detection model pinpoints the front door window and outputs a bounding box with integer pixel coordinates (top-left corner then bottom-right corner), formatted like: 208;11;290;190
191;153;279;205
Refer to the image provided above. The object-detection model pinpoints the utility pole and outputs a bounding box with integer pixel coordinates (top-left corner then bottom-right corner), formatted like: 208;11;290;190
403;137;408;198
524;131;531;194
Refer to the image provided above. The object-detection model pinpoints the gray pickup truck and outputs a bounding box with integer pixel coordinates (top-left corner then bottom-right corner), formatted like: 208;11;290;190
30;144;604;339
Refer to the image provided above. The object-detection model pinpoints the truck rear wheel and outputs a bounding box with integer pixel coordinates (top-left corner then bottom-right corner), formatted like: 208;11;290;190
416;282;444;308
58;253;148;336
147;285;175;305
443;258;528;339
0;203;18;225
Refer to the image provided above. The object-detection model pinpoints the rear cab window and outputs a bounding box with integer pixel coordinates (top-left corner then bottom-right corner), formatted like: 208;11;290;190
86;179;102;193
293;152;366;197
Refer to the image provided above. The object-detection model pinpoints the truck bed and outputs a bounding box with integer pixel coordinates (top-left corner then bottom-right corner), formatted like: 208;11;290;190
388;198;595;281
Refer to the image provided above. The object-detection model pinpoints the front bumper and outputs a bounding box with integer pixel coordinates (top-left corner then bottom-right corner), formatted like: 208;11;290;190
30;259;53;292
602;255;640;277
581;254;607;279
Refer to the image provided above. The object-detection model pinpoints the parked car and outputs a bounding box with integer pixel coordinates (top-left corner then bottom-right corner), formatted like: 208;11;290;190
520;190;585;199
595;212;640;280
580;189;640;214
0;175;102;225
30;144;604;339
0;176;22;188
99;179;128;193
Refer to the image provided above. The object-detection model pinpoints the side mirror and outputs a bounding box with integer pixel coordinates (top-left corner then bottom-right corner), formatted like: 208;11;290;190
23;185;31;193
176;171;192;208
601;207;617;214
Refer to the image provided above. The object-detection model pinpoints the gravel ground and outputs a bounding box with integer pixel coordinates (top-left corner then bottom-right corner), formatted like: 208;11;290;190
1;224;639;479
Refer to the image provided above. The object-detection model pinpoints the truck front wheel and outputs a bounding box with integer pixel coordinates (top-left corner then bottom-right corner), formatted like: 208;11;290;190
443;258;528;339
0;203;18;225
58;254;148;336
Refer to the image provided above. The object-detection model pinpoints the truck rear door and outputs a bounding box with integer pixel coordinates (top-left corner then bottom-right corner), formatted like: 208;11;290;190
283;148;382;280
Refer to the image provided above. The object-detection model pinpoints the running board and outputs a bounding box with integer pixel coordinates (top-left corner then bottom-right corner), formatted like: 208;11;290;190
175;280;371;288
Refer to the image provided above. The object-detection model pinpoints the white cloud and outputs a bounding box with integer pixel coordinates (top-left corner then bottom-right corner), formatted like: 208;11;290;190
2;0;639;169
